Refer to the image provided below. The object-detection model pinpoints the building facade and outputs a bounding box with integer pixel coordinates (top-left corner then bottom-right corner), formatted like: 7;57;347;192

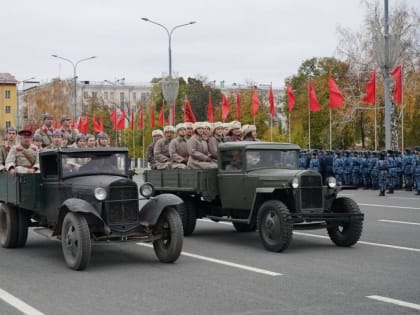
0;73;18;131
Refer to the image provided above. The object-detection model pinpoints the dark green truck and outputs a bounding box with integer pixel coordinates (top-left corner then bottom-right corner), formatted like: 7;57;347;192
144;141;364;252
0;147;183;270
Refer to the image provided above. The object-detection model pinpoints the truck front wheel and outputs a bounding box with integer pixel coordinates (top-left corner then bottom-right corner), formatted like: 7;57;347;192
257;200;293;252
178;196;197;236
61;212;91;270
327;197;363;247
153;207;183;263
0;203;18;248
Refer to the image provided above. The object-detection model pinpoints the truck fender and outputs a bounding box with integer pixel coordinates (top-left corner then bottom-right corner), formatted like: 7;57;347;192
53;198;108;236
139;193;184;226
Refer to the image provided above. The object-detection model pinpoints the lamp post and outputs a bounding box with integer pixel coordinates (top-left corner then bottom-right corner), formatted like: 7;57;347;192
141;18;196;125
51;54;96;119
16;77;35;129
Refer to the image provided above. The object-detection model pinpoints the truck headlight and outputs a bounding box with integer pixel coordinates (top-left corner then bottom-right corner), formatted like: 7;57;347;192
327;177;337;188
94;187;107;201
139;182;154;198
289;177;299;189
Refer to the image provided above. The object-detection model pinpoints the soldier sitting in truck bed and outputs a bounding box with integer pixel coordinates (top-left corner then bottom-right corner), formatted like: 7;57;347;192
169;123;188;169
0;127;19;172
154;125;175;169
187;122;217;169
5;129;39;175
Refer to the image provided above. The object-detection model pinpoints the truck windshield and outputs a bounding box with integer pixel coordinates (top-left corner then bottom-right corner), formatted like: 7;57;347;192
246;150;299;170
61;152;127;176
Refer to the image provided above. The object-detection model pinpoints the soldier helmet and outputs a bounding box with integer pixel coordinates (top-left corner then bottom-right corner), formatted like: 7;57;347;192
163;125;175;133
32;134;43;142
175;123;187;132
151;129;164;137
60;114;71;122
18;129;32;137
52;130;62;137
42;113;53;120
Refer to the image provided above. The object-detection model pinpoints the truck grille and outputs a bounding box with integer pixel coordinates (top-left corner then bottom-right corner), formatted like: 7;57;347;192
300;175;323;209
106;185;139;224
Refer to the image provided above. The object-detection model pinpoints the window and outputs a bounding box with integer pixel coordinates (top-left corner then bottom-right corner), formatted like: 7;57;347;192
132;92;136;101
5;106;11;113
5;121;11;128
141;92;147;102
42;154;59;179
92;92;97;98
5;90;11;99
221;150;242;171
110;92;114;100
120;92;125;102
84;91;89;98
104;92;108;100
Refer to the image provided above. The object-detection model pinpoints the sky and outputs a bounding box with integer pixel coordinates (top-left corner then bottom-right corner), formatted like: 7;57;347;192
1;0;417;88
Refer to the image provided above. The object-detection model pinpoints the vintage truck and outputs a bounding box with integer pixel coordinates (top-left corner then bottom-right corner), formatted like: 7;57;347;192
144;142;364;252
0;147;184;270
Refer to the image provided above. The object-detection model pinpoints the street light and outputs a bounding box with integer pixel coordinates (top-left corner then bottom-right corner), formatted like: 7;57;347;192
51;54;96;119
141;17;196;125
16;77;35;129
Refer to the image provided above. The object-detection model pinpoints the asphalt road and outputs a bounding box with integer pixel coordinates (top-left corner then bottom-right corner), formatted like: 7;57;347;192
1;188;419;315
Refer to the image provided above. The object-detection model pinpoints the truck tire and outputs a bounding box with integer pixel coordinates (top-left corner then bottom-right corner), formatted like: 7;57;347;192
232;221;257;232
257;200;293;252
179;197;196;236
16;209;29;248
61;212;91;271
0;203;18;248
153;207;183;263
327;197;363;247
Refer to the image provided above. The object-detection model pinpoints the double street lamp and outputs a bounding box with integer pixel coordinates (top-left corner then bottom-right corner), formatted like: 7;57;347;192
141;18;196;125
51;54;96;119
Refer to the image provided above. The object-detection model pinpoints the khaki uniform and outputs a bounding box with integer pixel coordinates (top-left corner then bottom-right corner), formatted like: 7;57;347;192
154;138;172;170
0;143;14;171
59;127;79;144
5;144;40;173
169;136;188;169
208;135;223;160
34;126;54;146
187;135;217;169
146;141;158;169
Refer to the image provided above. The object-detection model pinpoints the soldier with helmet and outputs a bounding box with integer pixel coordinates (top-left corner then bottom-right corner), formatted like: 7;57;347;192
154;125;175;169
169;123;189;169
34;113;54;147
369;151;379;189
0;127;19;172
48;130;63;149
147;129;163;169
5;130;40;175
59;114;78;144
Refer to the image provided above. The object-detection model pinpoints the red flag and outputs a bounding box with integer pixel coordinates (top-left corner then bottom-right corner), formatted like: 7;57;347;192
391;65;402;105
158;105;165;127
269;86;275;117
151;105;156;128
328;75;344;109
236;94;241;121
207;94;214;122
251;88;260;117
76;116;83;133
221;94;229;121
110;110;117;130
130;108;135;130
82;115;89;133
116;110;125;130
93;115;102;132
286;83;295;112
308;80;321;112
53;120;60;129
362;69;376;105
138;107;144;130
183;100;197;123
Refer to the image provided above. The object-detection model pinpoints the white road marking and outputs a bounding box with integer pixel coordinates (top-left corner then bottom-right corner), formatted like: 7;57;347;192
137;243;282;276
379;219;420;226
0;288;45;315
338;193;353;196
367;295;420;311
389;196;420;201
359;203;420;210
293;232;420;253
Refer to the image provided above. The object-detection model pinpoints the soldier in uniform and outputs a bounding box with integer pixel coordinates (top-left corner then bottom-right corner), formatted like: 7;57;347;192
402;148;415;191
386;149;396;193
333;151;344;185
309;151;320;172
202;122;213;141
185;122;194;140
0;127;19;172
224;120;242;142
47;130;63;149
187;122;217;169
324;150;334;182
146;129;163;169
242;125;259;141
70;134;87;148
394;150;403;189
32;134;44;151
97;133;110;147
169;123;189;169
59;115;78;144
298;152;307;170
86;134;96;148
61;135;70;148
414;147;420;195
208;122;224;160
369;151;379;189
376;151;389;196
34;113;54;147
350;151;360;187
360;152;370;189
5;130;39;175
154;125;175;169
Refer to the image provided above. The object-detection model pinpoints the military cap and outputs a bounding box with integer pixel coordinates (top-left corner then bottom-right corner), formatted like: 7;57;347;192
18;129;32;137
7;127;17;133
213;122;223;130
60;114;71;122
185;122;194;129
151;129;164;137
52;130;62;137
42;113;53;120
97;132;109;139
229;120;241;131
175;123;187;132
32;134;43;142
242;124;256;136
163;125;175;133
76;134;86;142
193;122;205;131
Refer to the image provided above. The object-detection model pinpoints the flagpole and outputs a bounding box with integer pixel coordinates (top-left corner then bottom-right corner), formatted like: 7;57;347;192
308;79;311;150
374;104;377;151
329;108;332;151
270;115;273;142
132;106;136;166
288;112;291;143
142;128;145;168
401;66;404;152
